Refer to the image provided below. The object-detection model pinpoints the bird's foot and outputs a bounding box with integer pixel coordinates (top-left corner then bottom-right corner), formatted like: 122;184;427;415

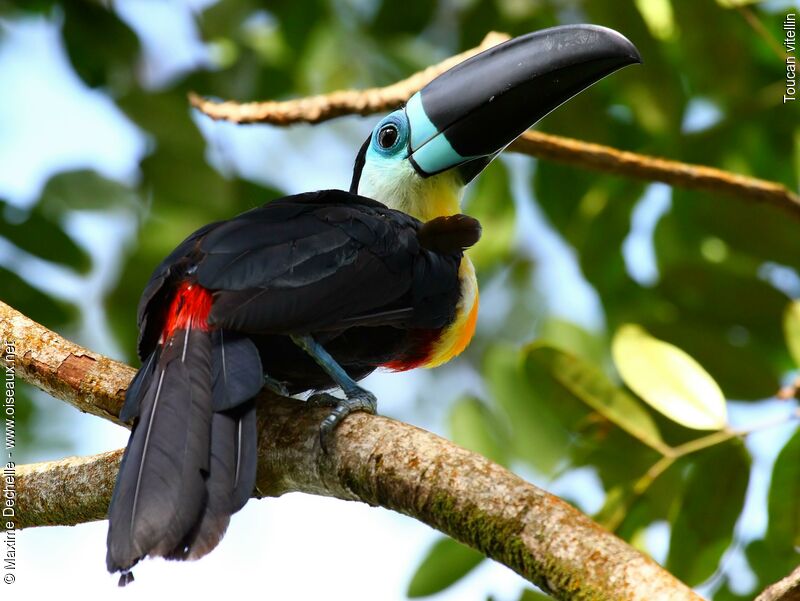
264;375;290;397
310;388;377;452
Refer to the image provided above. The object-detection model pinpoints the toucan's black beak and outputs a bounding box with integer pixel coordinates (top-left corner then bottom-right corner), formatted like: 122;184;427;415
405;24;641;182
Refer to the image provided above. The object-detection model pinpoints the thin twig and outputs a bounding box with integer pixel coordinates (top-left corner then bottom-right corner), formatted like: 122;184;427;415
508;133;800;217
737;6;787;61
189;32;800;218
188;32;511;125
607;414;799;531
0;299;702;600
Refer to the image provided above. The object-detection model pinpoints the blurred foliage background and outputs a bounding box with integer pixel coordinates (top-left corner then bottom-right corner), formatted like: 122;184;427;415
0;0;798;599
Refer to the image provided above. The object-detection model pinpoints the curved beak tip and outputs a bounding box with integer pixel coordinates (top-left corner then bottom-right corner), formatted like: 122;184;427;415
407;24;644;180
598;25;643;66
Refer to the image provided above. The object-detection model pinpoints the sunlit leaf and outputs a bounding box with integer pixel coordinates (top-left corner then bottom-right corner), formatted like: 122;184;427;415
449;396;509;466
645;318;779;403
667;439;750;586
526;344;667;453
634;0;676;40
612;324;727;430
783;301;800;368
407;537;484;598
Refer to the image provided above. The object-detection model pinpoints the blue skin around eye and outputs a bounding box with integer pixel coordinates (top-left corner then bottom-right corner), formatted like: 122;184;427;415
364;111;410;173
370;110;408;158
366;101;472;176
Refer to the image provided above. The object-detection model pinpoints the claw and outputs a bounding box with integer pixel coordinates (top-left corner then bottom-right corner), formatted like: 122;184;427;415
316;388;377;453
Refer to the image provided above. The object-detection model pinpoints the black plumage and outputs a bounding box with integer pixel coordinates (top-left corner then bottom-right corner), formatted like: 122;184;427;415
107;189;481;578
134;190;479;390
107;327;213;572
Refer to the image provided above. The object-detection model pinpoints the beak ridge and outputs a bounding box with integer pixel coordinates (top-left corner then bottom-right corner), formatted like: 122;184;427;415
406;24;641;180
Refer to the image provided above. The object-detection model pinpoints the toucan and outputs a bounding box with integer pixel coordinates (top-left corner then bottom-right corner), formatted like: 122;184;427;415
106;24;641;584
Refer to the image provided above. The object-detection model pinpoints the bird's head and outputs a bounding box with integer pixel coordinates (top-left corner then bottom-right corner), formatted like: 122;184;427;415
351;24;641;222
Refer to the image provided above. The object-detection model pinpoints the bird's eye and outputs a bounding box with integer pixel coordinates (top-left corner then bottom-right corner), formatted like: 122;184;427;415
377;124;399;149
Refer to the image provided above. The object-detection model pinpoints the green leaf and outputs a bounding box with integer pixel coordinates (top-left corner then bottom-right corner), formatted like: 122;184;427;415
39;170;139;213
449;397;509;466
463;160;516;277
666;440;750;586
0;267;76;328
537;318;605;365
766;427;800;552
745;538;800;593
407;537;484;598
1;200;90;273
596;451;686;534
783;301;800;368
61;0;139;89
484;344;570;474
526;344;667;454
612;325;727;430
371;0;437;35
715;0;761;7
634;0;676;40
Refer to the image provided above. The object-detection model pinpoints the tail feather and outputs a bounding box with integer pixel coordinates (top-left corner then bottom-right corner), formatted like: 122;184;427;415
107;326;262;576
184;329;261;559
107;328;213;573
119;350;157;422
209;329;260;513
183;400;257;560
231;401;258;512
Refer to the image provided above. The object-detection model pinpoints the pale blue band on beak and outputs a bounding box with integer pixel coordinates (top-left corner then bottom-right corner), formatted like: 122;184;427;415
411;136;469;175
406;92;471;175
406;93;438;150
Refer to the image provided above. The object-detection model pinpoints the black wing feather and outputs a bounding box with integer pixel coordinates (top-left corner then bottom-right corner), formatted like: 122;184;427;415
135;190;477;355
210;330;263;411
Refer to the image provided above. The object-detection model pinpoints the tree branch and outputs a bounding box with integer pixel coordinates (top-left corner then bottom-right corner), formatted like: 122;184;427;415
188;32;511;125
756;565;800;601
1;301;133;427
1;299;701;600
189;32;800;218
